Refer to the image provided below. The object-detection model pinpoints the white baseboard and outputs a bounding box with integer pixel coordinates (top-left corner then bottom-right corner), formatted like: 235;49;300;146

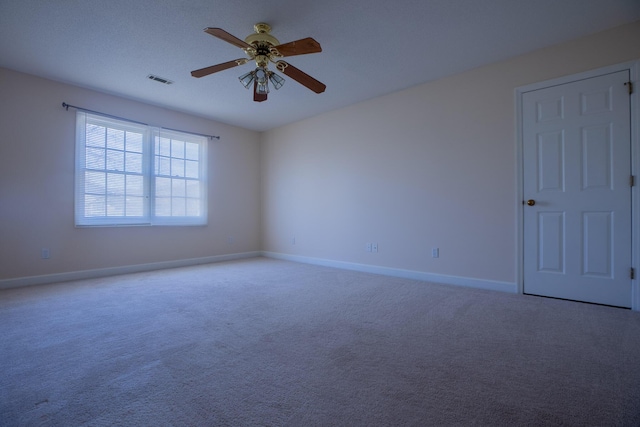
0;252;262;290
262;251;517;294
1;251;517;295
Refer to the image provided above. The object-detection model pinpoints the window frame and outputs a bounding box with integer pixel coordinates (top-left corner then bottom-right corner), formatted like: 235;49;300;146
74;111;208;227
150;128;208;226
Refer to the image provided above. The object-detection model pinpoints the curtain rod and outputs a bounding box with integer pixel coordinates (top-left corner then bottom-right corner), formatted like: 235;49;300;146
62;102;221;140
160;126;221;141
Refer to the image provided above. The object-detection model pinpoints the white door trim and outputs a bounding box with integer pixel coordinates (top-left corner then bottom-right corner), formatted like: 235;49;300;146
515;60;640;310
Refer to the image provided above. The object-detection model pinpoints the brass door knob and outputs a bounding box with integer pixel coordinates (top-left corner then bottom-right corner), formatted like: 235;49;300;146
527;199;536;206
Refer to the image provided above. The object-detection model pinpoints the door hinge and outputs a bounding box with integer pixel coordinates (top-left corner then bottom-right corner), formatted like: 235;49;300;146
632;268;636;280
632;175;636;187
625;81;633;95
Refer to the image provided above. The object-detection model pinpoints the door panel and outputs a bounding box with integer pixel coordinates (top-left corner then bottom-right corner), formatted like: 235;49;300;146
582;211;612;277
523;70;631;307
538;211;564;273
537;131;565;192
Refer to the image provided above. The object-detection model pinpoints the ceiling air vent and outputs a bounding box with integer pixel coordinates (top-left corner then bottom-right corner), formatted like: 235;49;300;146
147;74;173;85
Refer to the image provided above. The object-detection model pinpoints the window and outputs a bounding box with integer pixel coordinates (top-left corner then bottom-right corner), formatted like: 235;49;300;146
75;112;207;226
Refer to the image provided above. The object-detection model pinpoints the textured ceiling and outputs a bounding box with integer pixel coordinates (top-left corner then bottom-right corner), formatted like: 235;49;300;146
1;0;639;131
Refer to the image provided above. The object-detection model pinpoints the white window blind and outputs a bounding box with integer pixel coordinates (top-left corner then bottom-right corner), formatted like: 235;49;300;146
75;111;207;226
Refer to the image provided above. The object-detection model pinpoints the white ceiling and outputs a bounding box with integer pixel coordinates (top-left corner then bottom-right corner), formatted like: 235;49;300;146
1;1;639;131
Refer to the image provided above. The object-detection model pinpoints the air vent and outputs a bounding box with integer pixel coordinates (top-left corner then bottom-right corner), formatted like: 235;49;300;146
147;74;173;85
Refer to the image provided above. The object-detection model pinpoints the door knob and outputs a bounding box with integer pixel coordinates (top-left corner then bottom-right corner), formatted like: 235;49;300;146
526;199;536;206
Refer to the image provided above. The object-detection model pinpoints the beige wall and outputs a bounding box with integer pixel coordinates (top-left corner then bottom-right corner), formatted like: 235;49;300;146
2;21;639;285
0;68;261;280
261;21;640;284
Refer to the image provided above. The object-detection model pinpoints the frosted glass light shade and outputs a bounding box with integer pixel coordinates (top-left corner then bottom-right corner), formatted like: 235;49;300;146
238;71;255;89
268;72;285;90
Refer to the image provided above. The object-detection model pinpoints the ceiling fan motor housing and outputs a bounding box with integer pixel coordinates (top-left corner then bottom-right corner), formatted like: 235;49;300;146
244;23;280;48
243;23;281;67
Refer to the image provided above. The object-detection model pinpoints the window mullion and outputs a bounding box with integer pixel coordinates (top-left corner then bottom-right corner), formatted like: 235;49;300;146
145;128;156;223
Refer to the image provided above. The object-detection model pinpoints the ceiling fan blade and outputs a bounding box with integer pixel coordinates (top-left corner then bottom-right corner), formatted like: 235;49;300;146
272;37;322;57
277;61;326;94
204;27;254;50
191;59;248;78
253;81;268;102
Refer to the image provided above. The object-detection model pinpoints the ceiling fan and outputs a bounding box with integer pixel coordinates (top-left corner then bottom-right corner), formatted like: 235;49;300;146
191;23;326;102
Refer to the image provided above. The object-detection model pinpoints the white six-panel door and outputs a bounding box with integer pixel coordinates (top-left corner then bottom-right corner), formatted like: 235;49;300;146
522;70;632;307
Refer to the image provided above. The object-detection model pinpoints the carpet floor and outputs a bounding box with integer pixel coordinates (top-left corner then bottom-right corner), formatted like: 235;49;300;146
1;257;640;426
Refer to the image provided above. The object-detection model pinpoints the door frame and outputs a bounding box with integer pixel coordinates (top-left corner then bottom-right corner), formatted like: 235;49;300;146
515;60;640;311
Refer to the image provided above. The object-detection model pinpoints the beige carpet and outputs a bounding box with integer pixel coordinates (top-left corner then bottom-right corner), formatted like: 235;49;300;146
1;257;639;426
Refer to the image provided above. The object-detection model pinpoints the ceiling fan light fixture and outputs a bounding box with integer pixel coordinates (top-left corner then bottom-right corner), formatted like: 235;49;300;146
238;70;255;89
268;71;285;90
256;81;269;95
255;67;270;94
255;67;267;83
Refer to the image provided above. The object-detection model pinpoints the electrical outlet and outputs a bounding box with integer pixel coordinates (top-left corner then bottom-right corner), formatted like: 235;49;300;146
366;243;372;252
432;247;439;258
372;243;378;253
41;248;50;259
